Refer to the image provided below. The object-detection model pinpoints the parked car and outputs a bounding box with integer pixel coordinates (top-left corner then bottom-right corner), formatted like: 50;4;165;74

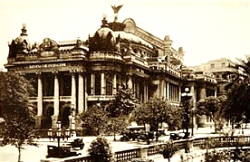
169;132;186;140
69;138;85;149
47;145;80;158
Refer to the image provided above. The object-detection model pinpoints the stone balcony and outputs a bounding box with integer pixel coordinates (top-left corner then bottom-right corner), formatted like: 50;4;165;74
87;95;115;101
89;51;122;61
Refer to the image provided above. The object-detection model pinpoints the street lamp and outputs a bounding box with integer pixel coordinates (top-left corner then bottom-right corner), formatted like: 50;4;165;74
47;122;72;145
56;121;61;148
48;129;53;141
181;87;193;138
191;107;195;136
65;129;70;141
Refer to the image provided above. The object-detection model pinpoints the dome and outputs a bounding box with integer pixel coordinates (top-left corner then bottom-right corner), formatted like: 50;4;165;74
96;27;113;38
14;24;30;45
14;35;28;45
95;27;116;45
114;31;153;49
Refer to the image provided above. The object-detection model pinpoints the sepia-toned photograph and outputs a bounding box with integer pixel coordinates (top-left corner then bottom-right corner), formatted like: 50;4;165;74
0;0;250;161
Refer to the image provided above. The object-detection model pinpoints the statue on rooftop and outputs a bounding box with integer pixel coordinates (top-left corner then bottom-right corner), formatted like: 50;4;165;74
8;24;30;58
111;4;123;22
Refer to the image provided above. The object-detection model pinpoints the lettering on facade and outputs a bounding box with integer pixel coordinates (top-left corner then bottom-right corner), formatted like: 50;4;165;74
28;63;66;69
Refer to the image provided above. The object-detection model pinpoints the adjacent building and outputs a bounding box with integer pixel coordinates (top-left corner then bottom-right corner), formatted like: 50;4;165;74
192;58;242;96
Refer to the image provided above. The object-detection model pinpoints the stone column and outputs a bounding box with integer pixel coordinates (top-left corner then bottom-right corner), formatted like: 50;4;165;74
179;86;181;102
163;81;166;100
127;76;133;89
159;80;163;98
78;73;84;114
113;74;117;95
71;73;76;108
52;73;59;128
166;82;170;100
90;73;95;95
36;74;43;128
101;72;106;95
71;73;76;135
200;86;206;99
190;84;197;131
199;85;207;128
144;81;148;102
214;88;217;97
84;76;88;111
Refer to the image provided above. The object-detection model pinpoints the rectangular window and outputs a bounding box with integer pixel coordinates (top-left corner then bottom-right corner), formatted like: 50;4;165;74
42;73;54;96
59;73;71;96
95;73;101;95
211;64;215;68
105;73;113;95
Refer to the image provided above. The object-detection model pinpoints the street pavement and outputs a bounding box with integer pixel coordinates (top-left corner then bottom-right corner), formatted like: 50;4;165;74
0;127;249;162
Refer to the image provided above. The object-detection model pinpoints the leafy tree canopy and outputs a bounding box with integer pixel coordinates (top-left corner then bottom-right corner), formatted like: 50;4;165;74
224;56;250;123
0;72;36;162
197;95;227;131
106;84;137;118
88;136;113;162
133;98;182;132
106;117;128;141
80;105;108;135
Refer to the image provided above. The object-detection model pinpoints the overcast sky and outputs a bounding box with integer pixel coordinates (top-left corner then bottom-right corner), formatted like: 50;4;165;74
0;0;250;70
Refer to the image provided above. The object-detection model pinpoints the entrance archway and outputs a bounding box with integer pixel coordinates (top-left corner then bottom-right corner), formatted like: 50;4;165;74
42;106;54;128
61;107;71;128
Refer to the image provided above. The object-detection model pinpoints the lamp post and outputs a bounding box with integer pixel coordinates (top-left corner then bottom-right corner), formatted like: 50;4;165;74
191;107;195;136
56;121;61;148
48;129;53;141
181;87;193;138
65;129;70;141
47;121;72;148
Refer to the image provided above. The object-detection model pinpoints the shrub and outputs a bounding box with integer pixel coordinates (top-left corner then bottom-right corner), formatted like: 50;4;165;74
88;136;113;162
160;141;178;161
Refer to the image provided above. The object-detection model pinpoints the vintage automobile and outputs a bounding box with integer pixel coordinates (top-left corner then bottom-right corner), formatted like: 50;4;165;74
47;145;80;158
169;132;187;140
69;138;85;149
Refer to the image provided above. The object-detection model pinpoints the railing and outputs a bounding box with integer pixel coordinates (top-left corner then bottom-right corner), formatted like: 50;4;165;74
147;144;161;156
115;148;140;161
42;135;250;162
89;51;122;61
63;155;92;162
87;95;115;101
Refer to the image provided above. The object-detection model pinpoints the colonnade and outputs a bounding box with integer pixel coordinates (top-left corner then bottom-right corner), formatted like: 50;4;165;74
36;72;87;128
155;80;181;102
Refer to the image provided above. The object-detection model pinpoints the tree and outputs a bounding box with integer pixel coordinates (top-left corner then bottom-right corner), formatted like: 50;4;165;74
196;95;227;132
224;56;250;125
106;117;128;141
106;84;137;118
88;136;113;162
80;105;108;135
0;72;36;162
133;98;182;141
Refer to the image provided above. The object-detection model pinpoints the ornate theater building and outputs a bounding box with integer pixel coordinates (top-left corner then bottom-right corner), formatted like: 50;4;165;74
4;8;217;130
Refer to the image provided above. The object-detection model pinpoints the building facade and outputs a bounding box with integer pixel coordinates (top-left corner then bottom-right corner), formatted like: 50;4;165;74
5;14;217;130
191;58;242;96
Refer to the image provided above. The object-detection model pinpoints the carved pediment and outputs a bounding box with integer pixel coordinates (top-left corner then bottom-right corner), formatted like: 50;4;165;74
39;38;58;52
38;38;59;57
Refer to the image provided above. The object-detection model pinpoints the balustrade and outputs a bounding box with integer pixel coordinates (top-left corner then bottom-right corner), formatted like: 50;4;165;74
43;135;250;162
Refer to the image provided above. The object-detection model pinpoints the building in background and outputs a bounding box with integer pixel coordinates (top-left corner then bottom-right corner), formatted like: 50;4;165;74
191;58;242;96
4;7;217;130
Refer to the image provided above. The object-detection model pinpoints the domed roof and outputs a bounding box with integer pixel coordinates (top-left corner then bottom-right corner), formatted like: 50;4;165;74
95;27;116;44
114;31;153;49
14;25;30;45
96;27;113;38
